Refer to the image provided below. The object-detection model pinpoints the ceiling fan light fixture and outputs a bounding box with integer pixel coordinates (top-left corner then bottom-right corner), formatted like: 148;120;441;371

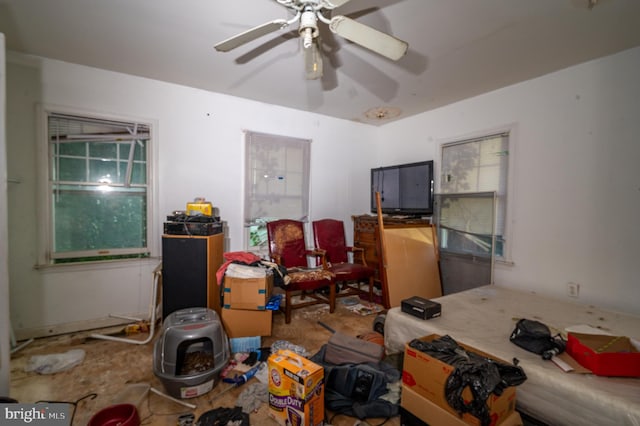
299;8;319;48
304;40;323;80
364;106;401;121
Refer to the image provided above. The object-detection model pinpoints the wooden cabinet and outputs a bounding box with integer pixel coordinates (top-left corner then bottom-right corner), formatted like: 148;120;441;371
161;233;224;319
352;215;380;278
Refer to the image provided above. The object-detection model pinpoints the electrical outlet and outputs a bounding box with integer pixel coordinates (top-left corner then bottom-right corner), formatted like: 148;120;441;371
567;282;580;298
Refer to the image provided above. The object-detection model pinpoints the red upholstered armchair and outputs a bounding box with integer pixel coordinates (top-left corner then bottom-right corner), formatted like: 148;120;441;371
312;219;375;302
266;219;336;324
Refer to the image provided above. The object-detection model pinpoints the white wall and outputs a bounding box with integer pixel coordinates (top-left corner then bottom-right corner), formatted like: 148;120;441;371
377;47;640;315
0;33;11;396
8;46;640;338
6;55;377;338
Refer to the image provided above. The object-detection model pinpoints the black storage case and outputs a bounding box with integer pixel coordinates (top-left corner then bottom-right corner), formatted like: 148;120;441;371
163;221;222;236
401;296;441;320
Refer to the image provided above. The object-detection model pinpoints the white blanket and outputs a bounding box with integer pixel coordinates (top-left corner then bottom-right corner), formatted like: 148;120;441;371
384;285;640;426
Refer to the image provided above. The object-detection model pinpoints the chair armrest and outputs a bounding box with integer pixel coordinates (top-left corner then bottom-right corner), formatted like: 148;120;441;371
271;253;282;265
346;246;367;266
306;248;329;269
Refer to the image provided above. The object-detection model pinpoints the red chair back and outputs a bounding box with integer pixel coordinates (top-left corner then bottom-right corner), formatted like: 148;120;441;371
266;219;309;268
312;219;348;264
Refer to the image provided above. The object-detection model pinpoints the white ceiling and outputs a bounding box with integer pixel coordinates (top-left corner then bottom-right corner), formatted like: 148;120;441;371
1;0;640;125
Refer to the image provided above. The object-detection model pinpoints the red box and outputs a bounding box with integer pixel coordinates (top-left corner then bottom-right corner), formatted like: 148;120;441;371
566;332;640;377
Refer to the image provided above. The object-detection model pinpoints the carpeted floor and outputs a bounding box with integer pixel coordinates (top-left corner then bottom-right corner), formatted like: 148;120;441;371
9;297;394;425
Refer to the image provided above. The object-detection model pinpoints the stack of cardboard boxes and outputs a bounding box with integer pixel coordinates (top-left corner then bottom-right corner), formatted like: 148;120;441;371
401;334;524;426
220;269;274;344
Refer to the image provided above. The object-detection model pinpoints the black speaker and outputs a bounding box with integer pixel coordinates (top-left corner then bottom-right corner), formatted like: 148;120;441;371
162;235;223;319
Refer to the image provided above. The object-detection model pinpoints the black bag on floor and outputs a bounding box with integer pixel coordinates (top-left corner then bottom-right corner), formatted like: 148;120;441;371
311;344;401;420
325;360;400;419
316;321;384;365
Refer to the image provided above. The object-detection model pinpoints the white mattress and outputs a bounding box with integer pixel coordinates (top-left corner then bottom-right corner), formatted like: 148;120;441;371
384;285;640;426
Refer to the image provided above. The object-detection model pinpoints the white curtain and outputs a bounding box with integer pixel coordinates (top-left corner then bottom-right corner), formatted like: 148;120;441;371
244;131;311;226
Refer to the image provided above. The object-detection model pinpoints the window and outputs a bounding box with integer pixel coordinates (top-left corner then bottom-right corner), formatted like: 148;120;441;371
42;110;152;264
440;132;509;257
244;131;311;256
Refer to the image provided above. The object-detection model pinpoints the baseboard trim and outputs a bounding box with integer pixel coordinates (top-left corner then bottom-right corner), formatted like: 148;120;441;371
13;312;148;341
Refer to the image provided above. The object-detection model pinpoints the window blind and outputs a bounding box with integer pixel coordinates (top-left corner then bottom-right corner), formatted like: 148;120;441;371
244;131;311;226
440;133;509;253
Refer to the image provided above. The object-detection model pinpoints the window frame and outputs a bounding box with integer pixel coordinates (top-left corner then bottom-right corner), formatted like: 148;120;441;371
36;104;159;267
437;125;515;263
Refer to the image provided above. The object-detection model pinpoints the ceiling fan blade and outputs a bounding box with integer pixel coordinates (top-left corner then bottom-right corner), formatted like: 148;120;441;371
304;39;323;80
323;0;354;9
214;19;289;52
329;16;408;61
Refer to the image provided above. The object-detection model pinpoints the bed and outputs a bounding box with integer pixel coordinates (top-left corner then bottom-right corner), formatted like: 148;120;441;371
384;285;640;426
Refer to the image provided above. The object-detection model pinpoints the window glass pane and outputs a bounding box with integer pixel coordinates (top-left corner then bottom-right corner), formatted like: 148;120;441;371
59;142;86;157
58;157;86;182
120;142;131;159
436;193;495;255
131;162;147;184
89;159;118;183
52;185;147;253
248;218;275;250
133;141;146;161
89;142;117;159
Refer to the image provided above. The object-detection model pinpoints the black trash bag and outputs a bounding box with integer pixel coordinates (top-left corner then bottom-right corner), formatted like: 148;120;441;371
408;335;527;426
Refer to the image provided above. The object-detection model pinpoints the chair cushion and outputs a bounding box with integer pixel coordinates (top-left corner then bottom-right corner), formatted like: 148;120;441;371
329;262;375;281
287;269;334;284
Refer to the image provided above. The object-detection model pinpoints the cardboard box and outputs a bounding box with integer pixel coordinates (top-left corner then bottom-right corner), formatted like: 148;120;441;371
221;308;272;338
402;335;517;426
566;332;640;377
230;336;261;354
401;385;523;426
223;274;273;310
268;349;324;426
401;296;441;320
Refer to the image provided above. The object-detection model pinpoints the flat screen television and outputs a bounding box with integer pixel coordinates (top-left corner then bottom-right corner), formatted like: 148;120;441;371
370;160;434;216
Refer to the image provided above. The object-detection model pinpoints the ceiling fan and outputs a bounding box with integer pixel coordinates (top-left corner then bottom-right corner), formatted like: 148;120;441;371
214;0;409;80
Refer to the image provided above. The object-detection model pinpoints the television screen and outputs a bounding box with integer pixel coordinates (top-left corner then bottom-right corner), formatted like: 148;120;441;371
370;160;434;216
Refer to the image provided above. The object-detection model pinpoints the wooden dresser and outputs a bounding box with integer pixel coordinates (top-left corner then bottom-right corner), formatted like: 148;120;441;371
352;214;432;286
